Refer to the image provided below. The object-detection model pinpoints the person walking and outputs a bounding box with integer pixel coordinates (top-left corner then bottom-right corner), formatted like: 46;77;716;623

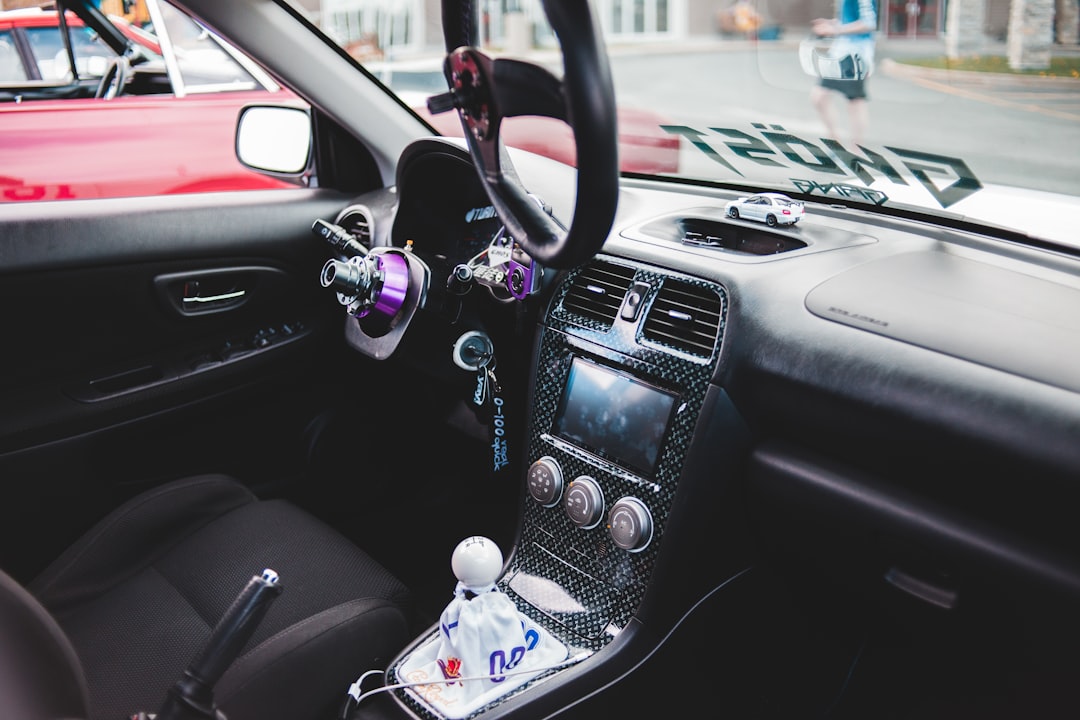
809;0;877;146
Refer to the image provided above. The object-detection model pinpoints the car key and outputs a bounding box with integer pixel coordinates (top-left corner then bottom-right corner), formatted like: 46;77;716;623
452;331;497;407
475;357;502;407
474;360;490;406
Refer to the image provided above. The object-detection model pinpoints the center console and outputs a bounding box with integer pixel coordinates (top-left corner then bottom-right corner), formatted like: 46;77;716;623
387;256;727;718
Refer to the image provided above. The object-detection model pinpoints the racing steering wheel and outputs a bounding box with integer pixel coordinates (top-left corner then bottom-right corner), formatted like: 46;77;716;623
437;0;619;269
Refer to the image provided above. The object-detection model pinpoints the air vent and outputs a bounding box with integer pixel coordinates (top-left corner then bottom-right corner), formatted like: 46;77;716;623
642;280;723;357
335;204;374;248
679;218;806;255
629;212;807;256
561;261;636;329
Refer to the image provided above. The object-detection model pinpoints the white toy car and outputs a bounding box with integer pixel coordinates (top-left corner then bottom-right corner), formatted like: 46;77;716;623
725;192;805;226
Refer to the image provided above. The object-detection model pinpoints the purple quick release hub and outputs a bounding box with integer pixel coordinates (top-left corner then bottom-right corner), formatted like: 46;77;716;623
361;251;410;319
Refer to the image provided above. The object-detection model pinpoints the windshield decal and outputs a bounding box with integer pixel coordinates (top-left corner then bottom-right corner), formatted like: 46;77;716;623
884;148;983;209
819;140;907;186
711;129;788;168
660;126;743;176
662;124;983;209
791;179;888;205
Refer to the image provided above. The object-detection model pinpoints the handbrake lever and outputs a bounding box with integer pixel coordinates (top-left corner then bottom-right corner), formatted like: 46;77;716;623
147;569;283;720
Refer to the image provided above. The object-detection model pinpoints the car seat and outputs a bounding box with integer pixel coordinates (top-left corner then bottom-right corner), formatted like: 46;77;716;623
0;474;412;720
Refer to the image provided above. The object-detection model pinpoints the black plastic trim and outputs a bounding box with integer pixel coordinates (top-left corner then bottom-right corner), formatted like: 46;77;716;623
748;441;1080;599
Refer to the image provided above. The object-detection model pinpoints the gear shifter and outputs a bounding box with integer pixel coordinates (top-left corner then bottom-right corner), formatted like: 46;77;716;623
451;535;504;593
147;569;283;720
395;538;568;719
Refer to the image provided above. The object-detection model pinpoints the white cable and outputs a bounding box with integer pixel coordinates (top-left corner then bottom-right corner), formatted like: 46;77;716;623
345;567;755;716
346;650;592;707
347;669;384;701
546;567;755;719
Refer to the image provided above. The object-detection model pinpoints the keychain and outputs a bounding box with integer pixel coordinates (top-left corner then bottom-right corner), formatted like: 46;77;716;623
452;331;510;473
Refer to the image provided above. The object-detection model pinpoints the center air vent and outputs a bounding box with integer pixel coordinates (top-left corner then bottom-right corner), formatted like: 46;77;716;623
625;209;810;258
561;261;636;330
335;204;374;249
642;279;723;357
679;217;805;255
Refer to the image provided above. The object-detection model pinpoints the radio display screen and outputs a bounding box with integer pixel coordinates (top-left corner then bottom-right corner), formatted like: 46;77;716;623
551;357;678;477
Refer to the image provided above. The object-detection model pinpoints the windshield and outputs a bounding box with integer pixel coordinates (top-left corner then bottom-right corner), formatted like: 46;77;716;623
282;0;1079;248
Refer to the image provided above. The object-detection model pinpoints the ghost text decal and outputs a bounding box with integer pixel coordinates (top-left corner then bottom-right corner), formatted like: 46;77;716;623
662;124;982;208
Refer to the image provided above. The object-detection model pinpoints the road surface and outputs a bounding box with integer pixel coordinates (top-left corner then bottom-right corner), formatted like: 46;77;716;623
606;42;1080;197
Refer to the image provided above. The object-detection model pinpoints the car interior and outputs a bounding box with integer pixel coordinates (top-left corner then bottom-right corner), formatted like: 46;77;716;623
0;1;269;102
1;1;1079;720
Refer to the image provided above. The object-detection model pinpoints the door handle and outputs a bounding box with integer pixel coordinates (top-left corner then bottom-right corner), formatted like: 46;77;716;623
182;284;247;307
154;266;289;317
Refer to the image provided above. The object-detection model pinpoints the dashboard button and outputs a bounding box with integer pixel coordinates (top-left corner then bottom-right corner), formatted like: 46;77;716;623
564;476;604;529
527;456;564;507
608;497;653;552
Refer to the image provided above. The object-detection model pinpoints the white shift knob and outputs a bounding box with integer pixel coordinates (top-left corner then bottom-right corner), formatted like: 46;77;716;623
451;536;504;590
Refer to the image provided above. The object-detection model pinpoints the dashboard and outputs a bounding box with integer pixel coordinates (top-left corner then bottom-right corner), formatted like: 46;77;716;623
310;137;1080;720
6;2;1079;719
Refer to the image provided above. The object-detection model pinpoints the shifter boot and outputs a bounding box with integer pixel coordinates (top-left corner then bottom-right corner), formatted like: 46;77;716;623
396;538;567;718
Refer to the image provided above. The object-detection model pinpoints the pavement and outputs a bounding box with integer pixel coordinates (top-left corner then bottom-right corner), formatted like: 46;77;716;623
598;29;1080;121
868;36;1080;122
605;27;1080;61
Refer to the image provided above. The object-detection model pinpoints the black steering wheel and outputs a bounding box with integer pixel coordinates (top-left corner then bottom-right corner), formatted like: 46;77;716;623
437;0;619;269
95;56;129;100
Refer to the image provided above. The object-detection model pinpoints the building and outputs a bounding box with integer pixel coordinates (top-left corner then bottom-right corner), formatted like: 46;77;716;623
4;1;1073;59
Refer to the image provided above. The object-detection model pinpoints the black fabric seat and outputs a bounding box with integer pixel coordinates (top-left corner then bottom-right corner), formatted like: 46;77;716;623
12;474;413;720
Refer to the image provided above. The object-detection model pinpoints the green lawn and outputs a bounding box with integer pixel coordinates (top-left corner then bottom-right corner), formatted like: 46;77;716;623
900;55;1080;78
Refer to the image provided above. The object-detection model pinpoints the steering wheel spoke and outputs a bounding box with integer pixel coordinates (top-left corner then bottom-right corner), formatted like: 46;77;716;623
439;0;618;269
492;59;566;121
443;48;497;141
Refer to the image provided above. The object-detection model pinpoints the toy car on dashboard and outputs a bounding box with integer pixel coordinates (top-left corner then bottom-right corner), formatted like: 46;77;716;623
725;192;804;226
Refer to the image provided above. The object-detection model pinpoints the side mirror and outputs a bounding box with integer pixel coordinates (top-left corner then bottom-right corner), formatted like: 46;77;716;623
236;105;312;175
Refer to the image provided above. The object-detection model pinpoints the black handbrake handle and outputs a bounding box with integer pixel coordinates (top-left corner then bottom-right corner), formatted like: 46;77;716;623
154;569;283;720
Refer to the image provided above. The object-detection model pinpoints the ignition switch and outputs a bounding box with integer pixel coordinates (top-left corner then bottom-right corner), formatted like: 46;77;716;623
452;330;494;372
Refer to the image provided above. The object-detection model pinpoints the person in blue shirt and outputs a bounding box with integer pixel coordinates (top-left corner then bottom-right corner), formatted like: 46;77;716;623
809;0;877;147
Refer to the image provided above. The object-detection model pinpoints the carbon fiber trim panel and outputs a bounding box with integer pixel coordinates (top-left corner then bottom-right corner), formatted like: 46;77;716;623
388;256;726;719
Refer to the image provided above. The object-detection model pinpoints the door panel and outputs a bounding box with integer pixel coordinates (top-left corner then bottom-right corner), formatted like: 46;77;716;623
0;187;353;581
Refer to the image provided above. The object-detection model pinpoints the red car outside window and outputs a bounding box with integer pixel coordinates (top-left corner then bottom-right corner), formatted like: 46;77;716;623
0;6;297;203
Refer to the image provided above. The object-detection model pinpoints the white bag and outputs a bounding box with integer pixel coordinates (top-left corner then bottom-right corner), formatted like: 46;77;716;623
799;35;874;80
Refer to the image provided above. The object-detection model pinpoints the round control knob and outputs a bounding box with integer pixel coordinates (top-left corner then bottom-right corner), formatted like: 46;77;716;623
608;497;654;552
527;456;564;507
451;536;504;591
564;476;604;530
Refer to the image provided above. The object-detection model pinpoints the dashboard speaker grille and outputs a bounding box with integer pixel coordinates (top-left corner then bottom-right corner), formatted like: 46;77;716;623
561;261;636;330
642;279;722;357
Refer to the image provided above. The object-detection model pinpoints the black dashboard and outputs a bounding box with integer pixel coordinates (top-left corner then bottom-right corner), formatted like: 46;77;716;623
7;2;1080;719
312;137;1080;719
